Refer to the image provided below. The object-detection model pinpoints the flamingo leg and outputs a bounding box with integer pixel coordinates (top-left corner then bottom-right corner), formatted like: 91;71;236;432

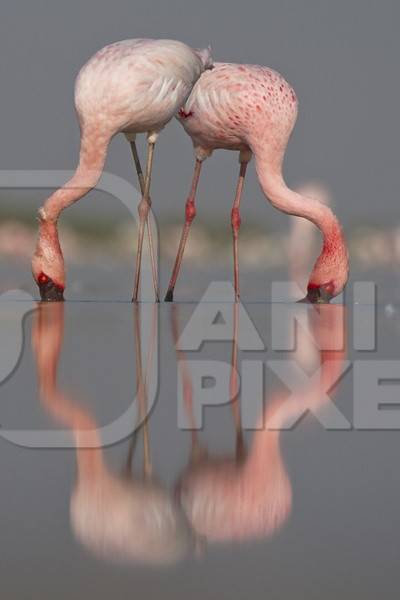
129;139;145;193
142;413;152;479
164;159;203;302
132;137;159;302
231;155;250;302
125;430;139;474
229;301;244;459
129;140;159;302
171;305;206;462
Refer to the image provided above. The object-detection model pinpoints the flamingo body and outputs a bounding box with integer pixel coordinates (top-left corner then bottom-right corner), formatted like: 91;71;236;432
76;39;212;138
71;471;194;565
177;438;292;543
178;62;297;154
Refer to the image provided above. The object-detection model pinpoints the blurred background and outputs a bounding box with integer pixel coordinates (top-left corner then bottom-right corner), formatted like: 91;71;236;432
0;0;399;300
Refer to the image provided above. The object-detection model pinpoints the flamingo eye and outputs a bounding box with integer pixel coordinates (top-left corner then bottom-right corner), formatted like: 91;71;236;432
178;108;194;119
38;272;49;285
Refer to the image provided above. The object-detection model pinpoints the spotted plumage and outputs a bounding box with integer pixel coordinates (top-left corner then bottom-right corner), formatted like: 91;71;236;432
166;62;349;303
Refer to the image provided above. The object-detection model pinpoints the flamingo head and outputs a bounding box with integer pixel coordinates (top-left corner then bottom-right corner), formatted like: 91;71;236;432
32;215;65;302
305;234;349;303
305;281;336;304
194;46;213;71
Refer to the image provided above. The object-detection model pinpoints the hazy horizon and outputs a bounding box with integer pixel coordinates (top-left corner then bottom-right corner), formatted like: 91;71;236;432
1;0;399;231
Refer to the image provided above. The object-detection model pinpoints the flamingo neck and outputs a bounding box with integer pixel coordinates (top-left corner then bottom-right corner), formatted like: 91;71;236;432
308;215;347;285
42;389;106;480
317;215;346;256
72;410;106;481
251;146;348;289
242;426;281;485
41;129;110;223
76;446;106;482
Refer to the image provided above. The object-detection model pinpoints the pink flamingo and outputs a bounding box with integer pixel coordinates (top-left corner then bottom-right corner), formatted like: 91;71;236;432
31;39;213;302
165;63;349;303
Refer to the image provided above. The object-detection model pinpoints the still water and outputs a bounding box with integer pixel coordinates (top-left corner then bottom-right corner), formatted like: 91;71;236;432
0;292;399;599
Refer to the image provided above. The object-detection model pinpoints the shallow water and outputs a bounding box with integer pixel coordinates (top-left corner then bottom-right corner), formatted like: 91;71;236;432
2;254;400;302
0;290;399;598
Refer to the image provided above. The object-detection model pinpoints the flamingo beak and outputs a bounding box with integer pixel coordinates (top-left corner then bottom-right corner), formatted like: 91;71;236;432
298;285;333;304
37;276;64;302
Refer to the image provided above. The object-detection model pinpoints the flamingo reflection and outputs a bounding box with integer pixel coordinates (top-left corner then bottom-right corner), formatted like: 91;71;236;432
32;302;194;565
172;302;346;544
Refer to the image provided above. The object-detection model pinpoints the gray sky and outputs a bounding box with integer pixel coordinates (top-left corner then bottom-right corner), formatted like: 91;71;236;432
0;0;398;228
